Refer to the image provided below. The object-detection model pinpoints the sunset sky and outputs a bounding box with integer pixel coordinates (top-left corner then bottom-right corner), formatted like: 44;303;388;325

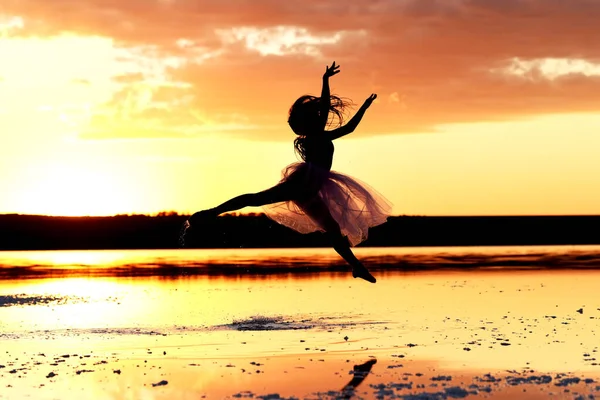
2;0;600;216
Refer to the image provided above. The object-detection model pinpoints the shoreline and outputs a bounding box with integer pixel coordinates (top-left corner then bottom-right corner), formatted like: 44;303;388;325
2;214;600;250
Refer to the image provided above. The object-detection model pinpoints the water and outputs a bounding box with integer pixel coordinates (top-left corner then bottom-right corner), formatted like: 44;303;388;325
2;245;600;399
1;244;600;280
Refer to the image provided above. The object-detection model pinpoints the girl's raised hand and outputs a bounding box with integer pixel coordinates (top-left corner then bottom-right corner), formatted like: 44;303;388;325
324;61;340;79
364;93;377;107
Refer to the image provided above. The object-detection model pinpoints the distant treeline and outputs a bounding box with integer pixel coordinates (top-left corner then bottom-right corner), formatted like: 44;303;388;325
1;213;600;250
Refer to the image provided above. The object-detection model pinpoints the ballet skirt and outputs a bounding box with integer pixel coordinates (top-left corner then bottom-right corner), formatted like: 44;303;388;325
262;162;393;246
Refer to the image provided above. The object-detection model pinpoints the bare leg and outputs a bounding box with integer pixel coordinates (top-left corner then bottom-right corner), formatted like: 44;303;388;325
301;198;376;283
189;181;301;224
181;181;303;247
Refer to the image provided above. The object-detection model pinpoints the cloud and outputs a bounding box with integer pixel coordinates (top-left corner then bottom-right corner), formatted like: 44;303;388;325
493;58;600;81
80;89;260;140
0;15;24;36
215;26;365;57
4;0;600;139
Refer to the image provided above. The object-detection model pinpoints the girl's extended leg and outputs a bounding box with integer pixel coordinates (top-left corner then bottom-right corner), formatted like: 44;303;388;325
189;181;300;224
300;198;376;283
181;181;302;247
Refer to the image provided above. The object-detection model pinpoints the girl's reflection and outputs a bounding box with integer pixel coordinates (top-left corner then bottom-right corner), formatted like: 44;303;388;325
340;358;377;397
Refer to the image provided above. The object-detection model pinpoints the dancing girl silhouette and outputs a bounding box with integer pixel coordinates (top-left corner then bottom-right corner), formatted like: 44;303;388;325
181;62;392;283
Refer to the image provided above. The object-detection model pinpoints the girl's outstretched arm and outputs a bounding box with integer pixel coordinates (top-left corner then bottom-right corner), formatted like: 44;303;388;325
319;62;340;130
327;94;377;140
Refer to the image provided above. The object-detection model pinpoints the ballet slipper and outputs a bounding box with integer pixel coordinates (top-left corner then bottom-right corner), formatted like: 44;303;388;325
352;264;376;283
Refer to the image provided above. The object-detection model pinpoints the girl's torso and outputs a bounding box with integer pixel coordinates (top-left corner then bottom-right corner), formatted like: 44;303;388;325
303;136;334;170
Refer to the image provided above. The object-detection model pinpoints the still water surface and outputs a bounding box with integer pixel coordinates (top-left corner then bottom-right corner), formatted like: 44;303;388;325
1;245;600;279
2;246;600;399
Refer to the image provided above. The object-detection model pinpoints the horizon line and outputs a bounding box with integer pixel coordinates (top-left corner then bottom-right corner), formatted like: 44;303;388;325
2;213;600;218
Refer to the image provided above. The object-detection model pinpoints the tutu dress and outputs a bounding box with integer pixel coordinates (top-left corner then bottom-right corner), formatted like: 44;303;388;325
262;137;392;246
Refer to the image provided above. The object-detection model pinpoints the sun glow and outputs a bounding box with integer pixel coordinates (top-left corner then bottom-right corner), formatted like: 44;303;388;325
14;162;140;216
0;33;187;216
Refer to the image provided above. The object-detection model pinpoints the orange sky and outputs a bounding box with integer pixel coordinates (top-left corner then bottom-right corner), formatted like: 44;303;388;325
1;1;600;216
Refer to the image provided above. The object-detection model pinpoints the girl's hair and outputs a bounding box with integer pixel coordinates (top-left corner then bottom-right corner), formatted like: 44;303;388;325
288;95;351;161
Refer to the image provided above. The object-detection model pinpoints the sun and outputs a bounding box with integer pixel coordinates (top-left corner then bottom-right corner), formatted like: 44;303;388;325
15;161;139;216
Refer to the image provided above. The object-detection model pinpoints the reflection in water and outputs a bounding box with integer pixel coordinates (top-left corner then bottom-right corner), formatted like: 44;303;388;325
340;359;377;398
3;253;600;398
1;245;600;280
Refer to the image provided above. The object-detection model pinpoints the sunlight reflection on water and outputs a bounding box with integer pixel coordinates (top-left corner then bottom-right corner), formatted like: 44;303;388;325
1;245;600;280
2;247;600;399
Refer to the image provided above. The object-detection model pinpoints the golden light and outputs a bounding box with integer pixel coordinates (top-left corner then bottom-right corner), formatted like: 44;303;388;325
0;32;179;216
0;18;600;217
14;161;141;216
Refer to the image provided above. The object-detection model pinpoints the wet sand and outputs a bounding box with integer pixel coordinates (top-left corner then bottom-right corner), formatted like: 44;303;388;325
2;252;600;399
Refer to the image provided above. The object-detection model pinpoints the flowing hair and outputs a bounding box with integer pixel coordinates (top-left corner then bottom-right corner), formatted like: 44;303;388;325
288;95;352;161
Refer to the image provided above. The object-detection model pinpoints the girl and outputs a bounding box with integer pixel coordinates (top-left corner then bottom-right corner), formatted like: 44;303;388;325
182;62;392;283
